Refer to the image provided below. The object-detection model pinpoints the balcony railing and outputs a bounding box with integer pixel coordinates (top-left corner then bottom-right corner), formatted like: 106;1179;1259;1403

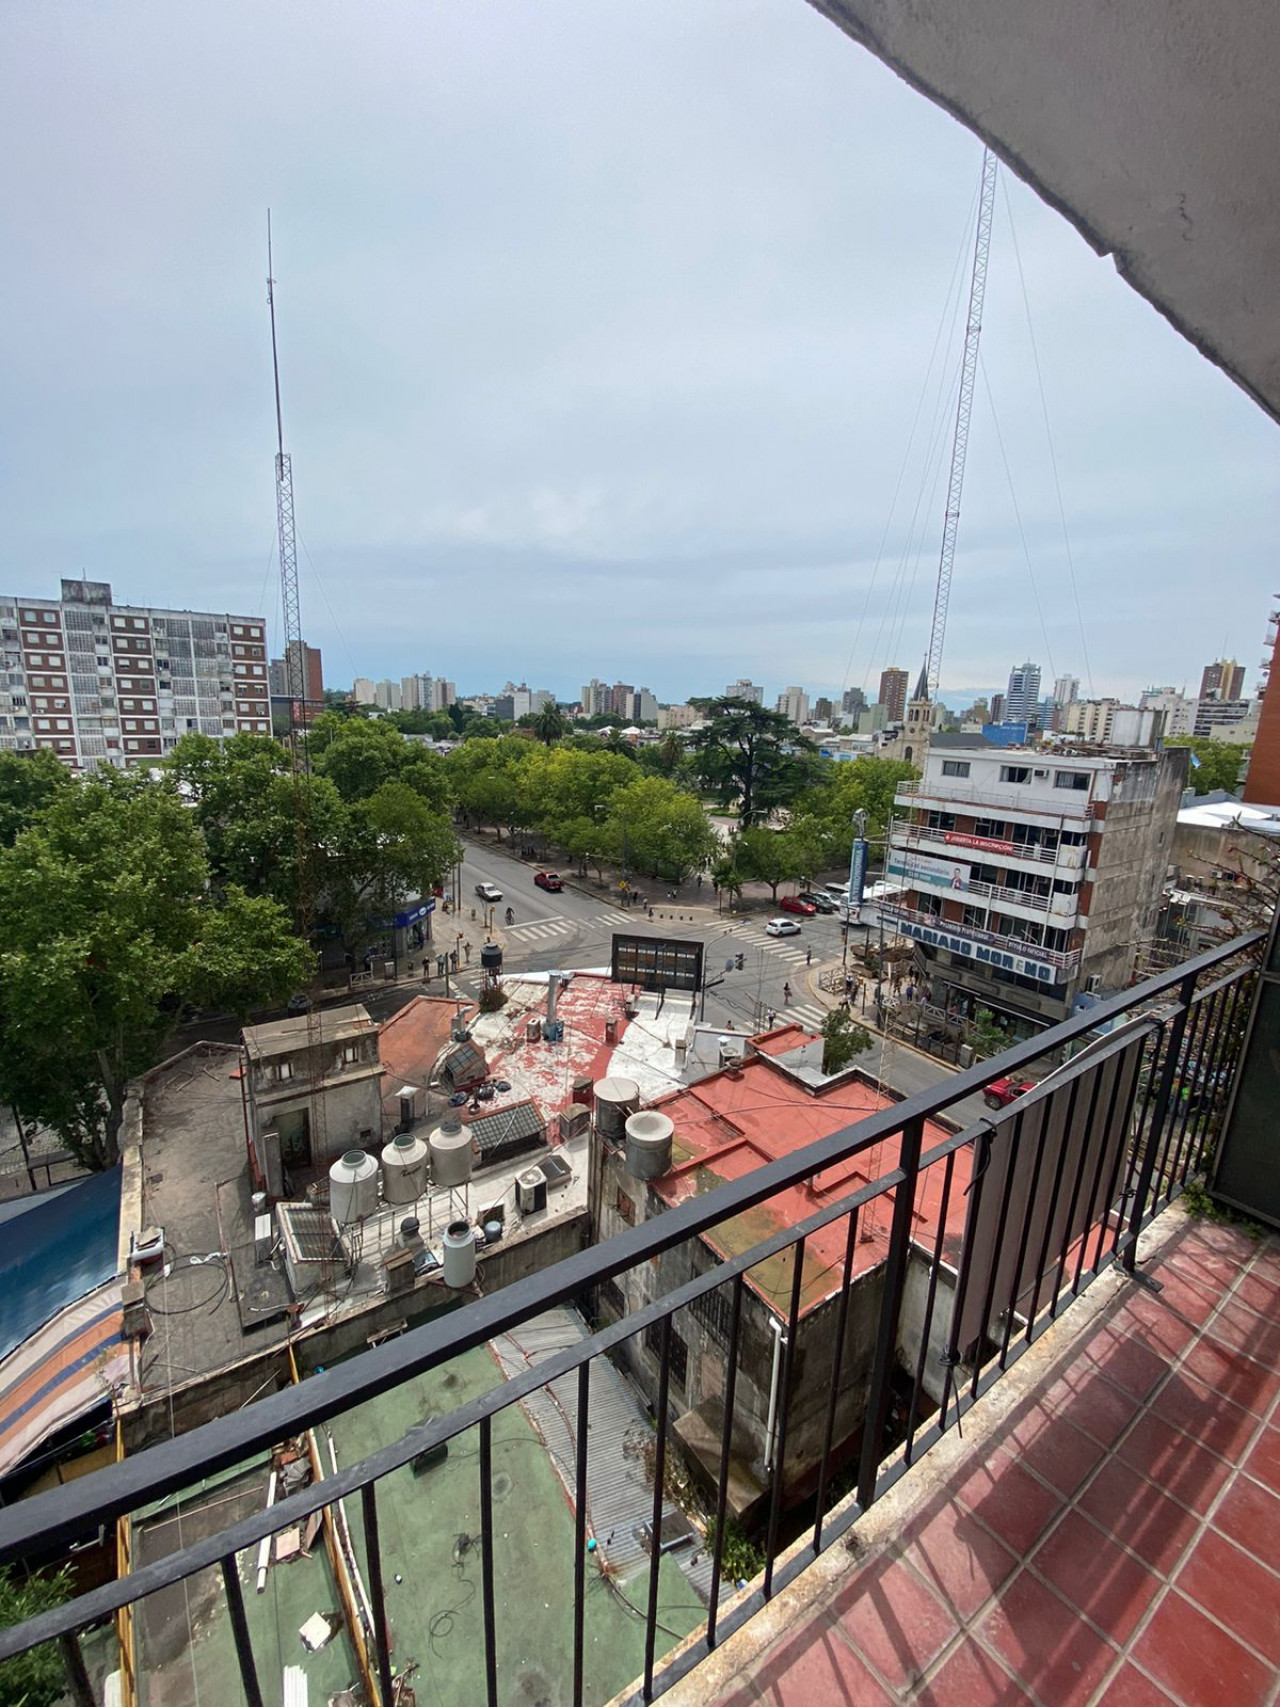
0;932;1263;1707
897;819;1088;869
895;779;1095;821
879;899;1082;973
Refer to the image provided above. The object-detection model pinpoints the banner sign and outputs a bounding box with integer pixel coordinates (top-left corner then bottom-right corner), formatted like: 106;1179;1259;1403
889;850;967;890
848;838;869;909
893;917;1062;984
944;830;1017;856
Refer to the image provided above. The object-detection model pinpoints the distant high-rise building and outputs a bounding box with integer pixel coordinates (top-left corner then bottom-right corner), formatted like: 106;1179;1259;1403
840;686;867;717
725;679;763;704
1200;658;1245;702
1140;686;1196;738
430;679;456;712
374;679;402;712
1052;673;1080;708
657;703;696;730
990;692;1006;723
878;668;909;724
580;678;611;717
813;696;834;722
353;677;376;706
776;686;810;726
1005;661;1043;726
634;687;658;722
609;682;635;719
267;641;323;722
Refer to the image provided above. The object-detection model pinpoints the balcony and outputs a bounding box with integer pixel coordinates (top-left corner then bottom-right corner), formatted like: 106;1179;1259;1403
897;819;1088;872
879;900;1082;975
0;934;1269;1707
896;780;1095;822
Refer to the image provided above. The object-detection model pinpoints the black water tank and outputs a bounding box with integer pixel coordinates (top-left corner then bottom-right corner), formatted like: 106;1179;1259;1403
480;941;503;973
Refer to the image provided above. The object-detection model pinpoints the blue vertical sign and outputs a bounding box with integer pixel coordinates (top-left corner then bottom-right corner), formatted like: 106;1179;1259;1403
848;837;869;910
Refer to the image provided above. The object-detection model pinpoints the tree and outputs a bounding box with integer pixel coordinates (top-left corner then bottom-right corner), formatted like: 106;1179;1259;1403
1166;737;1246;795
181;887;315;1023
790;756;919;868
603;777;718;882
309;713;452;811
532;702;569;745
0;749;70;847
0;774;313;1168
321;782;460;957
735;827;806;901
0;1565;72;1707
689;697;816;826
821;1007;874;1076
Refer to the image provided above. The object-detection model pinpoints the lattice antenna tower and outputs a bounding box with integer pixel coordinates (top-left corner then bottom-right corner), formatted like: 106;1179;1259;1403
924;148;998;702
267;214;329;1168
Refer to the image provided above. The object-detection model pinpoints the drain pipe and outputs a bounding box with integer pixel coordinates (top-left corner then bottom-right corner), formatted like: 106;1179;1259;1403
763;1316;786;1474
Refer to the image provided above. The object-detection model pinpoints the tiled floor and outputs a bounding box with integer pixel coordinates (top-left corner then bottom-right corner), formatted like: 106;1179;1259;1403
717;1213;1280;1707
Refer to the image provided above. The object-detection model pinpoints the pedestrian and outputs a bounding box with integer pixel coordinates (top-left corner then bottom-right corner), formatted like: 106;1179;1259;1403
806;947;812;966
464;941;472;964
782;981;792;1004
696;874;703;891
845;972;854;998
766;1009;777;1028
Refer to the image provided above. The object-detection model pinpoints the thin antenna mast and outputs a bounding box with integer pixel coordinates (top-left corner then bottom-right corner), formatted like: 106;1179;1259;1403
924;148;998;703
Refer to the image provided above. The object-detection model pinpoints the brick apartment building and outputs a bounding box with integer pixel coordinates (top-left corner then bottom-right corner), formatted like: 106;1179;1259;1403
882;733;1187;1034
0;579;270;770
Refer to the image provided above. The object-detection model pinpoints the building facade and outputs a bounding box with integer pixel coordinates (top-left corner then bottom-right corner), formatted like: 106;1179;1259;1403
1200;657;1245;702
0;579;271;770
1052;674;1080;709
882;736;1186;1032
656;702;696;730
725;679;763;704
776;685;810;725
879;667;909;724
1193;698;1257;742
1139;687;1196;738
1005;661;1043;726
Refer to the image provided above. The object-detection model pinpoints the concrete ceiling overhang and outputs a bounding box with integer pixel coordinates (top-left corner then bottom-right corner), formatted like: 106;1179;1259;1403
808;0;1280;424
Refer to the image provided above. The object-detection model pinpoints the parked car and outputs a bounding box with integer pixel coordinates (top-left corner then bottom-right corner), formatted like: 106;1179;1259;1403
798;891;838;913
533;871;564;892
984;1075;1036;1110
765;917;803;937
779;896;817;916
475;881;503;903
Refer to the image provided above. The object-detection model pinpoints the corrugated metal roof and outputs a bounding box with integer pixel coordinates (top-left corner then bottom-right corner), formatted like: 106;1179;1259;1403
492;1307;709;1603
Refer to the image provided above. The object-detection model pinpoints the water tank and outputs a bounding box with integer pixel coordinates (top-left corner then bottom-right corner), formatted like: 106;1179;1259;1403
594;1076;640;1142
625;1110;675;1181
480;942;503;974
430;1115;473;1187
381;1133;429;1205
329;1150;379;1226
442;1220;477;1288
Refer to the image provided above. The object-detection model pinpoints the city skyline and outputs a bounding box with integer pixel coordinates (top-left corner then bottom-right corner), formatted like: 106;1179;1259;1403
2;4;1276;708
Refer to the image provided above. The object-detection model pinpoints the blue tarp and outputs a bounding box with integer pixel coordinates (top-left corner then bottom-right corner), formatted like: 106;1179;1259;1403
0;1168;121;1362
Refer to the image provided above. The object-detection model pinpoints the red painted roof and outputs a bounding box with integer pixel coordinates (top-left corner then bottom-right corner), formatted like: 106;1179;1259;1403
649;1044;970;1318
378;995;477;1119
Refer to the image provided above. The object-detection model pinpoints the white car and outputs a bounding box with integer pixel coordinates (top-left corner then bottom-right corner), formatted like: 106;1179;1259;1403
475;881;503;903
765;917;802;937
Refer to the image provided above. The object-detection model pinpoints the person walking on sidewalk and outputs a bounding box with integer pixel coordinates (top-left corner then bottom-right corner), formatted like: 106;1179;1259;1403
805;946;812;966
782;981;792;1005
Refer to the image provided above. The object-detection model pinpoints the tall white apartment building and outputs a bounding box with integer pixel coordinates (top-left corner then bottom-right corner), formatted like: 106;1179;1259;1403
776;685;810;725
725;679;764;704
0;579;270;770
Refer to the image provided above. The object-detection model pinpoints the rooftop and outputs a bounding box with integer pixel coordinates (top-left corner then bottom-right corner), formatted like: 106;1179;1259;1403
649;1040;966;1318
241;1003;377;1062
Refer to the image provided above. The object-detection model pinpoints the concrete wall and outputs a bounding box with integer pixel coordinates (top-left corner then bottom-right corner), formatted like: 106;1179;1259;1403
1080;749;1186;993
899;1246;959;1410
1173;820;1275;887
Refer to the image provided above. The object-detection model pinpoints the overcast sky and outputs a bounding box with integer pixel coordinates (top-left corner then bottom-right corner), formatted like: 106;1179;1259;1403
2;1;1276;708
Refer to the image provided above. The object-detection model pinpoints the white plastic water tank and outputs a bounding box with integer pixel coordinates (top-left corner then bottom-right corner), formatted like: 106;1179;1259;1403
329;1150;379;1226
442;1220;477;1288
381;1133;429;1205
430;1116;474;1186
594;1076;640;1142
624;1110;675;1181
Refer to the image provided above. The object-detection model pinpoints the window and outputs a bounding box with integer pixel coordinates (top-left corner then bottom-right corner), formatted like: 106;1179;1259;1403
271;1060;294;1082
962;904;986;929
1000;765;1031;784
941;759;971;778
688;1286;733;1345
340;1042;361;1066
644;1319;689;1388
1054;770;1090;791
925;809;957;832
615;1189;635;1226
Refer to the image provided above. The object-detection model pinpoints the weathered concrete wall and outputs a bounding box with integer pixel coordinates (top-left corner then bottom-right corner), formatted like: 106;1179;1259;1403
899;1245;959;1410
1081;749;1186;993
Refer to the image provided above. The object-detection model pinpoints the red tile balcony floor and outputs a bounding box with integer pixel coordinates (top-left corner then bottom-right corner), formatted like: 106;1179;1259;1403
666;1209;1280;1707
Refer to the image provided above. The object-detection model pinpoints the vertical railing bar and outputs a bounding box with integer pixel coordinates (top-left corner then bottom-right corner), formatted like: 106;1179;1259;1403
938;1123;992;1430
857;1117;925;1509
360;1484;396;1707
1022;1072;1082;1336
479;1415;499;1707
572;1361;590;1707
1107;1019;1165;1265
998;1098;1053;1368
903;1149;956;1460
642;1314;673;1701
58;1632;95;1707
1051;1051;1109;1307
1187;974;1245;1174
1164;987;1213;1197
1183;981;1233;1180
812;1207;861;1553
1093;1028;1149;1272
969;1109;1022;1400
220;1554;265;1707
707;1274;744;1648
1121;970;1199;1270
764;1235;807;1599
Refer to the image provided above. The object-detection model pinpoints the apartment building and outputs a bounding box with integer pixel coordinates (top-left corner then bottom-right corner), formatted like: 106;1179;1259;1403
878;667;909;724
882;734;1186;1032
776;684;810;725
725;678;763;704
0;579;270;770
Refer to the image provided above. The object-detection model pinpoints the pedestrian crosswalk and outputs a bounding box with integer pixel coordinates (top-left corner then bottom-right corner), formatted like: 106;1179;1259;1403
509;916;574;943
782;1002;827;1033
732;927;811;964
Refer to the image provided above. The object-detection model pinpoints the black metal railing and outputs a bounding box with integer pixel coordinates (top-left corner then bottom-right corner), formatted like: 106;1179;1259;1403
0;931;1262;1707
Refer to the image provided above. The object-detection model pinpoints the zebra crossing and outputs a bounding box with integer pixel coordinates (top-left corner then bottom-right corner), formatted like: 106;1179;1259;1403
507;910;629;944
782;1001;828;1034
732;926;811;965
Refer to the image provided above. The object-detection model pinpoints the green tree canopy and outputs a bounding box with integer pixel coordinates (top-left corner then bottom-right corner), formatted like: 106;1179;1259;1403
688;697;816;826
0;749;71;847
0;1565;72;1707
0;774;312;1167
821;1007;874;1076
1166;737;1246;795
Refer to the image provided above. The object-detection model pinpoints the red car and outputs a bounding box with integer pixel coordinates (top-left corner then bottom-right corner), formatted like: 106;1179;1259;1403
984;1076;1036;1111
779;896;817;916
534;870;564;892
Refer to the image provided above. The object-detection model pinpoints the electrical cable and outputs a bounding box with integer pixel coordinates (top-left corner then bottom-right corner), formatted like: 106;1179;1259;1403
1001;177;1095;698
977;353;1057;680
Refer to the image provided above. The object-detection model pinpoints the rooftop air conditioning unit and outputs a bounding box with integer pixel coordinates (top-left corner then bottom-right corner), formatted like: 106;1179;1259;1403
516;1170;547;1215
